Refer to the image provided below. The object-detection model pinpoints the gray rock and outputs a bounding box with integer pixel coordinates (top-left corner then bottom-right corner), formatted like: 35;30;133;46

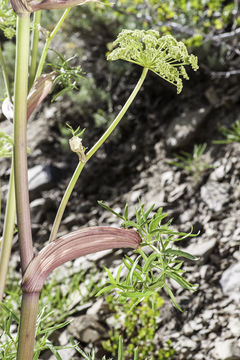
49;348;76;360
67;314;107;343
201;309;214;322
30;197;54;224
220;262;240;302
228;317;240;337
213;339;240;360
178;336;199;350
183;323;194;336
184;237;217;260
209;162;232;181
200;181;230;212
166;106;211;149
168;183;187;202
200;264;214;281
28;164;62;198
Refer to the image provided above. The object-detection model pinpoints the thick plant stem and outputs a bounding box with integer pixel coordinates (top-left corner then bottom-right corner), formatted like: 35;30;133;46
34;8;71;80
49;68;148;242
0;44;12;101
14;14;33;274
17;292;40;360
0;160;16;301
29;11;41;89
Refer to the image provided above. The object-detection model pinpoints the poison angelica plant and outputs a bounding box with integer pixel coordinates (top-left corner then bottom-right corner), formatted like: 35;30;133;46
0;4;199;356
98;202;199;311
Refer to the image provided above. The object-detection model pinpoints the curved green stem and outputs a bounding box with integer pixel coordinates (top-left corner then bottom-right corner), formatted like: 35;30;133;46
86;68;148;160
0;159;16;301
34;7;71;80
29;11;42;89
49;161;84;242
0;45;12;102
49;68;148;242
14;14;33;274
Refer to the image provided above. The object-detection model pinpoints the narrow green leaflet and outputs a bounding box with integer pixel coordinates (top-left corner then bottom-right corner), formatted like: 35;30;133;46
98;202;199;310
164;248;199;261
164;284;182;312
98;201;125;220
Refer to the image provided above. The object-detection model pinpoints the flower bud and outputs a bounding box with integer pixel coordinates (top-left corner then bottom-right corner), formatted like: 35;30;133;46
69;135;87;163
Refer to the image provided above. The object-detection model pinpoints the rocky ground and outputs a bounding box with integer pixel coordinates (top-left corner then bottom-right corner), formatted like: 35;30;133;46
1;66;240;359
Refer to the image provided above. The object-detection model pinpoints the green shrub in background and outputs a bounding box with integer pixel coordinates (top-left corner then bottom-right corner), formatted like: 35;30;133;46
168;143;213;184
214;120;240;144
103;294;175;360
107;0;239;38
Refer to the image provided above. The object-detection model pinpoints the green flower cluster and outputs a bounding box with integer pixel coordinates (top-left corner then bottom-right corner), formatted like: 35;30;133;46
107;29;198;93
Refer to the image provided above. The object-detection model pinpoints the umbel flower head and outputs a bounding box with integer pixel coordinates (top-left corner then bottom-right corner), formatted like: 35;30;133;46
107;29;199;94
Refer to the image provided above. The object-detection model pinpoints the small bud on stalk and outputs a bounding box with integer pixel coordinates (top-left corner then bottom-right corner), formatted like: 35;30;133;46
69;135;87;163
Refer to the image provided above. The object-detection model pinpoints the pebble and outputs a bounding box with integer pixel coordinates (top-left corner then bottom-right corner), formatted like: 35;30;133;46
213;339;240;360
220;262;240;302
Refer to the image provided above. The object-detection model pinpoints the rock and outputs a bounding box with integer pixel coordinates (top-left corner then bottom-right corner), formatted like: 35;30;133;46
87;298;105;317
200;181;230;212
67;315;107;343
30;197;55;223
48;347;76;360
167;183;187;202
85;249;113;262
201;309;214;322
179;206;197;223
209;162;232;181
130;189;142;203
188;318;203;331
183;323;194;336
200;264;215;281
184;237;217;260
28;164;62;198
220;262;240;302
228;317;240;337
165;106;211;149
213;339;240;360
178;336;199;350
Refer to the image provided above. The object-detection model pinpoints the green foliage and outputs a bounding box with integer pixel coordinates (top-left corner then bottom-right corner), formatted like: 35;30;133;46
107;29;198;93
97;202;199;311
48;51;85;101
213;120;240;144
0;269;102;359
66;123;85;138
0;0;16;39
68;75;112;125
103;294;175;360
0;131;13;158
168;143;213;184
110;0;238;39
